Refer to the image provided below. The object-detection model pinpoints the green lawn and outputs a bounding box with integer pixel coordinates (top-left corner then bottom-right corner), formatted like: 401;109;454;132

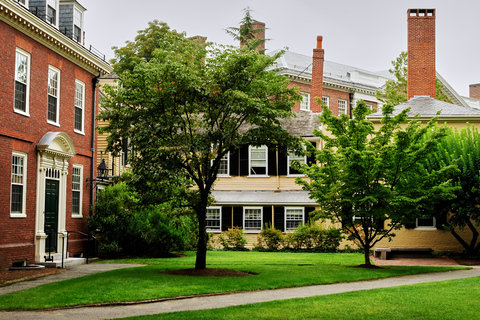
0;251;464;310
123;276;480;320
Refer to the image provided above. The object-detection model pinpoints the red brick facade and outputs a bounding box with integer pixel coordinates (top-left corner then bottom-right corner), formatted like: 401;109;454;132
407;9;436;100
0;17;104;269
311;36;324;113
470;84;480;100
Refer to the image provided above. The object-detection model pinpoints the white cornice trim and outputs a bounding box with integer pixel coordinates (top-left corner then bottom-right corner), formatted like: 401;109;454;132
1;0;112;75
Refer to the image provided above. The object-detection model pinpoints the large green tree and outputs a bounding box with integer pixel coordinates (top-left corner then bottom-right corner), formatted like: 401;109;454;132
297;100;457;266
421;125;480;254
99;22;301;269
376;51;451;105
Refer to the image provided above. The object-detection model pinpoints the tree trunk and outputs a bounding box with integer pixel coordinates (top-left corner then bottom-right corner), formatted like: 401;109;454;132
195;207;207;270
364;245;371;266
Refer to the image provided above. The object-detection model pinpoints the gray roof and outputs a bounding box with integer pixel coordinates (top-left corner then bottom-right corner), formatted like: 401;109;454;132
211;190;316;205
368;96;480;120
280;112;320;137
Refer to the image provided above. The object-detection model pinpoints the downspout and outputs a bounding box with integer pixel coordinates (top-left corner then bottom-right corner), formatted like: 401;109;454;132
90;71;102;216
349;92;354;118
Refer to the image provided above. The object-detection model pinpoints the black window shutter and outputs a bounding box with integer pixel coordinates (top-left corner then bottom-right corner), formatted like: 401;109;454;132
221;206;233;231
278;147;288;176
233;207;243;228
307;142;317;165
229;150;239;176
404;220;416;229
263;206;272;228
268;147;277;176
239;146;249;176
436;214;447;230
305;207;316;224
274;206;285;231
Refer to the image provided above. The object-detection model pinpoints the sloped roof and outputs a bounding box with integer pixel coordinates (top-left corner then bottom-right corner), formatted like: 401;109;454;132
211;190;316;205
280;111;320;137
367;96;480;121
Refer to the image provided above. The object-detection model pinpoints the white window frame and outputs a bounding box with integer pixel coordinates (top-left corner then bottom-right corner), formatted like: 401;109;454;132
14;48;30;116
216;151;230;177
285;207;304;232
287;149;306;177
249;145;268;177
322;96;329;107
73;7;83;43
338;99;347;115
72;164;83;218
243;207;263;233
206;206;222;232
47;65;60;126
11;151;27;218
46;0;58;27
74;80;85;134
415;217;436;230
300;92;310;111
366;104;373;110
15;0;28;8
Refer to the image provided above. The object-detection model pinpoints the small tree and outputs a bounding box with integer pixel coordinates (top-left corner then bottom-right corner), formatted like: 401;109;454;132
225;7;267;52
421;125;480;254
99;22;301;269
297;100;457;266
376;51;451;105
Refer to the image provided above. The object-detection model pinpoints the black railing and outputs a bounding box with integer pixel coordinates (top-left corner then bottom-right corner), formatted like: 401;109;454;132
66;231;98;266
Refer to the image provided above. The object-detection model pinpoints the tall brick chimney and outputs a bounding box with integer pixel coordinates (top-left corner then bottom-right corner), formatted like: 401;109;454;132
310;36;324;113
469;84;480;100
240;21;265;52
407;8;436;100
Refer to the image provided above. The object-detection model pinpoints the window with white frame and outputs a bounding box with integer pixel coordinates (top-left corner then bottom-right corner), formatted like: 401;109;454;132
300;92;310;111
47;66;60;124
366;104;373;110
322;96;329;107
206;207;221;232
338;99;347;115
14;48;30;115
11;152;27;217
249;145;268;176
288;150;306;176
74;80;85;133
47;0;57;26
244;207;262;232
416;216;435;228
73;7;83;43
285;207;304;232
16;0;28;7
217;152;229;176
72;165;83;217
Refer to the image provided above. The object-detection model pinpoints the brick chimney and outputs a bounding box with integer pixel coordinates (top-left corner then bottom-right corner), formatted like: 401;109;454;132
469;84;480;100
310;36;324;113
407;9;436;100
240;21;266;52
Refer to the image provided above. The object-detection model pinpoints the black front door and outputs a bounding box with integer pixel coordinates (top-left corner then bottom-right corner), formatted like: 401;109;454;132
45;179;59;253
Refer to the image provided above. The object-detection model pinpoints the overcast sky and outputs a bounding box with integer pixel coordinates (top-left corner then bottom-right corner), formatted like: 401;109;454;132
80;0;480;97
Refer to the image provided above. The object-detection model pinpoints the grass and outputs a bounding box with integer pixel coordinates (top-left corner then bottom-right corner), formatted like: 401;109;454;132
122;276;480;320
0;251;465;310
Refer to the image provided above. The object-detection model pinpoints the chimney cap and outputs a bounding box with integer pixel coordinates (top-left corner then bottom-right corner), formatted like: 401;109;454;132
408;8;435;17
316;36;323;49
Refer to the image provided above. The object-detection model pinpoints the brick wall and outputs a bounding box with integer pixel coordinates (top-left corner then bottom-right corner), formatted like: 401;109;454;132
407;9;436;100
322;88;350;116
310;36;324;113
470;84;480;100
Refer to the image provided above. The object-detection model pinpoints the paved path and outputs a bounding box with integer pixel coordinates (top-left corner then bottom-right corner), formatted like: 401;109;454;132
1;261;479;320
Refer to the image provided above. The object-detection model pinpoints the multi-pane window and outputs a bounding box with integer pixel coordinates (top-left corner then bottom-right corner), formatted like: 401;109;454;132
338;99;347;115
285;208;304;232
322;96;329;107
206;207;221;232
217;152;229;176
74;80;85;133
11;152;27;217
249;145;268;176
366;104;373;110
47;0;57;26
300;92;310;111
16;0;27;6
288;151;306;176
47;66;60;124
14;49;30;114
73;8;83;43
72;165;82;217
244;207;262;232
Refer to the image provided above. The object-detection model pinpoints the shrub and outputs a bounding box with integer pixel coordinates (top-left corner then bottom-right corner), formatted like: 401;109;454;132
217;227;248;251
284;223;343;252
255;224;284;251
89;183;197;257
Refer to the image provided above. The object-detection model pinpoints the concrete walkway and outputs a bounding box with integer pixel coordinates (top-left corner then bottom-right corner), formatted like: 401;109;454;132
1;262;480;320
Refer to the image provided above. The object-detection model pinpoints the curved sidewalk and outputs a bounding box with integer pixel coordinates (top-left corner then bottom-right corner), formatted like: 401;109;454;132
1;265;480;320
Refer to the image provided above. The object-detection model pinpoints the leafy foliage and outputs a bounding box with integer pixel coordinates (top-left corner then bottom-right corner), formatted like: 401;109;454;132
89;184;196;257
225;7;267;52
99;21;301;268
216;227;248;251
376;51;451;105
297;100;457;266
255;224;284;251
284;223;343;252
421;125;480;254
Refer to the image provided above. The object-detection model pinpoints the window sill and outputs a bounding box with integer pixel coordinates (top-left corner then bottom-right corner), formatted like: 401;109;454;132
248;175;269;178
206;230;221;233
217;175;231;178
74;130;85;135
47;121;60;127
414;226;436;231
244;230;261;234
14;109;30;117
287;174;305;177
72;214;83;219
10;213;27;218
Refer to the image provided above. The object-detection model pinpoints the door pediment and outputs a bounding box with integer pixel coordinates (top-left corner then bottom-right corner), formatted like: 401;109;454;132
37;132;76;159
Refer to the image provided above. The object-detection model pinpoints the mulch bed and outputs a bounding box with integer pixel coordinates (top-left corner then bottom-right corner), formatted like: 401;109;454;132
0;268;65;286
164;268;256;277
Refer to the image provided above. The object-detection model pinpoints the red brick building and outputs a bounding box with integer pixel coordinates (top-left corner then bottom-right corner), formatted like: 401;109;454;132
0;0;111;269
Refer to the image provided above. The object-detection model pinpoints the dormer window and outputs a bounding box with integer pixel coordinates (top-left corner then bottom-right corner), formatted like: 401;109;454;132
73;7;83;43
47;0;58;26
59;1;86;43
16;0;28;7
